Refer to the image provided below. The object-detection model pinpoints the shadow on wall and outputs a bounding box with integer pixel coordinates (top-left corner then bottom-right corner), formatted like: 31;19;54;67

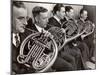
83;5;96;25
24;2;55;18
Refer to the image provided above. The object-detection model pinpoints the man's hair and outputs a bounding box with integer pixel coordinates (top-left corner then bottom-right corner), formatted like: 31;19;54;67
80;8;87;15
53;4;64;14
32;6;48;18
65;6;73;12
12;1;25;8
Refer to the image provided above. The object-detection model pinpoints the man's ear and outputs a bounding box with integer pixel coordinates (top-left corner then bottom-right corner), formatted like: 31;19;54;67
32;16;35;23
34;16;38;22
56;11;59;15
66;12;68;15
80;14;82;18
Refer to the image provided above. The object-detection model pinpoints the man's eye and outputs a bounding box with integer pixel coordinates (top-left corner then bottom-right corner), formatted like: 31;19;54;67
42;18;46;19
18;17;24;20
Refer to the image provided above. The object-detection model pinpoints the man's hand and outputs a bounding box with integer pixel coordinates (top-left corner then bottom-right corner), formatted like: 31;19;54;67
61;28;66;33
81;34;86;40
42;29;53;38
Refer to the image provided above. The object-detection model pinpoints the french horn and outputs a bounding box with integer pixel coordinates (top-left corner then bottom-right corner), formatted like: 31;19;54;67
83;20;95;37
62;19;78;38
17;30;58;73
48;19;86;51
48;26;66;50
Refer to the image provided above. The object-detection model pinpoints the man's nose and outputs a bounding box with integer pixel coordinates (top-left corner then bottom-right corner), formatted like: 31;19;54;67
46;18;49;23
23;19;28;25
64;12;66;16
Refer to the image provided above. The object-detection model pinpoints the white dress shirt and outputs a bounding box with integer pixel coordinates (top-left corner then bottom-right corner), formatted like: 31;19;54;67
35;24;43;33
35;24;47;33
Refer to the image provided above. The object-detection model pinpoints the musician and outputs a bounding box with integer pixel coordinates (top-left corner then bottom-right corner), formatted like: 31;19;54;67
61;6;84;70
12;1;35;74
48;4;77;71
27;6;51;36
64;6;74;20
48;4;65;28
63;6;78;36
77;9;95;66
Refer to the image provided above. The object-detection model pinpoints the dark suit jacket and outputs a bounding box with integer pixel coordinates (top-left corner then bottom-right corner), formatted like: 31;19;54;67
12;18;47;74
12;27;36;74
27;18;38;32
48;17;62;28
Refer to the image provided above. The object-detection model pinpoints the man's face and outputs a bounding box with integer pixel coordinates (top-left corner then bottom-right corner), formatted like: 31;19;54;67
37;12;49;28
57;7;65;19
13;6;27;33
66;9;74;19
81;10;88;20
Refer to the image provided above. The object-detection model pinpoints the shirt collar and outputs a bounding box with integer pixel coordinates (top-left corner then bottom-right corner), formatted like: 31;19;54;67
35;24;43;33
65;16;69;21
80;18;85;23
54;15;61;24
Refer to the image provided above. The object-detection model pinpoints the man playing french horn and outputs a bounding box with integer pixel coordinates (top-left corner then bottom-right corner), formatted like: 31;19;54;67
60;6;83;70
12;1;33;74
76;8;95;69
12;1;57;74
48;4;78;71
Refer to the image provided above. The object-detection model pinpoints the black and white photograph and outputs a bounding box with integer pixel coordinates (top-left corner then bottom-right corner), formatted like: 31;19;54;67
11;0;96;75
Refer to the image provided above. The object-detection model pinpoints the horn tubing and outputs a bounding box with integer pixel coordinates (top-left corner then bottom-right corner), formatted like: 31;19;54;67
25;44;37;62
